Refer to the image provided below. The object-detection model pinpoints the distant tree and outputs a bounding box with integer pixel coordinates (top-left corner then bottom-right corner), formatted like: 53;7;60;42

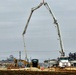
7;55;14;61
69;52;76;60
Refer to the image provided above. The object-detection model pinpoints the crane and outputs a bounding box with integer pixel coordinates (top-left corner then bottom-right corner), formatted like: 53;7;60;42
22;0;65;62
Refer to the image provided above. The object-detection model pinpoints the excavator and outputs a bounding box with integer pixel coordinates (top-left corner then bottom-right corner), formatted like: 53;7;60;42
22;0;71;67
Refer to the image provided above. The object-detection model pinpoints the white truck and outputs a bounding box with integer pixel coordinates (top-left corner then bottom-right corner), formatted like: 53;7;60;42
58;57;71;67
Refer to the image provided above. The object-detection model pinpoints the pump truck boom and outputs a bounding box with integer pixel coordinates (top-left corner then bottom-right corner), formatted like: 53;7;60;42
22;1;64;57
22;0;71;67
44;3;65;57
22;1;44;63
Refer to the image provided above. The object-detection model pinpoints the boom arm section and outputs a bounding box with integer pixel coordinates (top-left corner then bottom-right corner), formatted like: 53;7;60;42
22;2;44;61
22;2;44;36
44;3;65;56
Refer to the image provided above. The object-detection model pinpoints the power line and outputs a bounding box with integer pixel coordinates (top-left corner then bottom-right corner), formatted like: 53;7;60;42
0;50;59;53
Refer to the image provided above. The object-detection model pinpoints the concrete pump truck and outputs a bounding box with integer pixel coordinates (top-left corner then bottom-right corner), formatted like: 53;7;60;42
22;0;71;67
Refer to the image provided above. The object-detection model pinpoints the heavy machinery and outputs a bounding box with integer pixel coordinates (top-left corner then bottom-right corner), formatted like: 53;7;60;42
22;0;71;67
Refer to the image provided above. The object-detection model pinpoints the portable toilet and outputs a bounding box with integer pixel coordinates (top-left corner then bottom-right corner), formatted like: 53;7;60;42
31;59;39;67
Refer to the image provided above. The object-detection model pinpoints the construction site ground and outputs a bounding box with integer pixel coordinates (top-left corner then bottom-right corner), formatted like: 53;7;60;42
0;70;76;75
0;67;76;75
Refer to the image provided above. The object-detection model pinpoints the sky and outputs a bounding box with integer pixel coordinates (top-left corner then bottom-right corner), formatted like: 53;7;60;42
0;0;76;62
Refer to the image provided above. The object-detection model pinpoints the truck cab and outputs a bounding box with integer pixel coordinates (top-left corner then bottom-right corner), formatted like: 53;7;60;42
58;57;71;67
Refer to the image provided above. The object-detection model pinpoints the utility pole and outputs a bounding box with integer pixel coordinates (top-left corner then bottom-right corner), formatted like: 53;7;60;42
19;51;21;67
19;51;21;60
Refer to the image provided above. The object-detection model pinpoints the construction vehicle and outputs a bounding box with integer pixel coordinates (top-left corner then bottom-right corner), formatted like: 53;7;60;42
58;57;71;67
22;0;71;67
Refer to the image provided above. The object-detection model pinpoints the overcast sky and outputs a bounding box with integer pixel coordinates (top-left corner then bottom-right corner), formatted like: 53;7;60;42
0;0;76;62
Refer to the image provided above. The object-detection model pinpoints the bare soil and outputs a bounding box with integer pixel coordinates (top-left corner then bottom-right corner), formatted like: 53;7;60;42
0;70;76;75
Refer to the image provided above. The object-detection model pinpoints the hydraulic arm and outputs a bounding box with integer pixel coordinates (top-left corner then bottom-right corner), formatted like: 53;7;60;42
22;1;44;61
44;3;65;56
22;0;65;59
22;2;44;35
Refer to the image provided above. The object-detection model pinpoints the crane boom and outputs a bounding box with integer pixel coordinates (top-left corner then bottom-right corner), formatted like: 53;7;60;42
22;2;44;61
44;3;65;56
22;2;44;35
22;1;65;59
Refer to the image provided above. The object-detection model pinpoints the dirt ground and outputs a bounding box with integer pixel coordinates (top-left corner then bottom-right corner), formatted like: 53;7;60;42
0;67;76;75
0;70;76;75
